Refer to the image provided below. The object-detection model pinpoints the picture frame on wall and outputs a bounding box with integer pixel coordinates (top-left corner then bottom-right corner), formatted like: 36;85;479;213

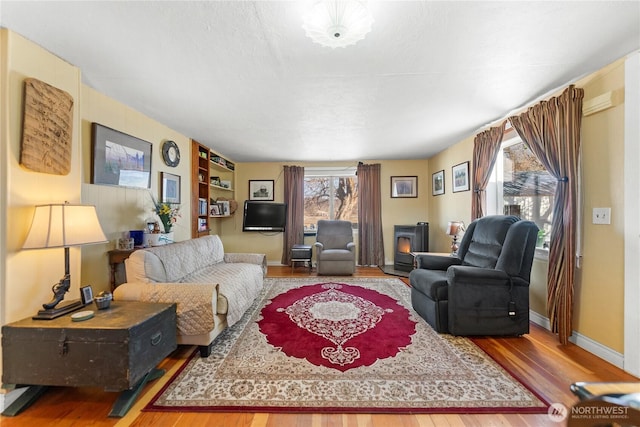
161;172;181;203
452;161;470;193
91;123;152;189
249;180;274;201
432;170;445;196
390;176;418;198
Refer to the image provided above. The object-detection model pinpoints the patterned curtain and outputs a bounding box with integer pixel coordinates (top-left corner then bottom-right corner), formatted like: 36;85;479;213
471;122;506;219
508;85;584;344
357;163;384;266
281;166;305;265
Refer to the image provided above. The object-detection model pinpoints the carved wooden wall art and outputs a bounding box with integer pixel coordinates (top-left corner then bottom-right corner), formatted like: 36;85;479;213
20;78;74;175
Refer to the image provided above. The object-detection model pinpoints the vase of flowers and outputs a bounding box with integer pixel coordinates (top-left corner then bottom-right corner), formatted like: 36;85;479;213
152;197;181;233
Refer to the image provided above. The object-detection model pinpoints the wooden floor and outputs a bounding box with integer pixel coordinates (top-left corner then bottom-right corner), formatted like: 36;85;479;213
1;266;637;426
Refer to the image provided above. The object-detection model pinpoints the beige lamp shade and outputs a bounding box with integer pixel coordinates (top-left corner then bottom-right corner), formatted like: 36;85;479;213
446;221;465;237
23;204;108;249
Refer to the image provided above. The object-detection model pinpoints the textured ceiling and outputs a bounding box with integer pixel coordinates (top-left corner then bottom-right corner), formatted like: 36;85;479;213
2;1;639;162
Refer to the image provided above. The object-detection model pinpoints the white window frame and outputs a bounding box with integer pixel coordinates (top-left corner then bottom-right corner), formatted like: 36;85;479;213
304;167;358;234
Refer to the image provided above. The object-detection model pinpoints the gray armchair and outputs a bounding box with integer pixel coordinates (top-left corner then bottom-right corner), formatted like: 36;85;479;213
314;220;356;275
409;215;538;336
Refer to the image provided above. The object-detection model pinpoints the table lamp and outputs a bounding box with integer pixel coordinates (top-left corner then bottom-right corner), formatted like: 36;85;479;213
446;220;465;256
22;203;108;319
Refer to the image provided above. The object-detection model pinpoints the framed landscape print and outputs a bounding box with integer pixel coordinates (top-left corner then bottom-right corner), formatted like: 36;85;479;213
161;172;181;204
91;123;152;189
249;180;274;201
452;161;470;192
390;176;418;198
432;170;445;196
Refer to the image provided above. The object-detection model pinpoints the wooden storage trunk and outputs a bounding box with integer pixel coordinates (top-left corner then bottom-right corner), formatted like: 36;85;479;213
2;301;177;392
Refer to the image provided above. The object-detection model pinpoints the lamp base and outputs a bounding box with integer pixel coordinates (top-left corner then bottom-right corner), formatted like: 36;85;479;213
32;299;84;320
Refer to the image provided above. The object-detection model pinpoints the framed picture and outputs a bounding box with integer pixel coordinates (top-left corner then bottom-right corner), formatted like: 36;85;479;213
432;170;445;196
390;176;418;198
91;123;152;189
80;285;94;305
452;161;470;192
249;180;274;201
210;204;221;216
161;172;181;203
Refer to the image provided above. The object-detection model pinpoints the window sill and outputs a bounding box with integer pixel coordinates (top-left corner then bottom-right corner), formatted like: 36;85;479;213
534;247;549;261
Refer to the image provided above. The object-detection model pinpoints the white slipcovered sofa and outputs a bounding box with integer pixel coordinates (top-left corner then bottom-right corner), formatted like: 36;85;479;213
113;235;266;357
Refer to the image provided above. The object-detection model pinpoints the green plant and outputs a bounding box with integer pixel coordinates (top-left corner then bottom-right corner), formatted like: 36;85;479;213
151;195;180;233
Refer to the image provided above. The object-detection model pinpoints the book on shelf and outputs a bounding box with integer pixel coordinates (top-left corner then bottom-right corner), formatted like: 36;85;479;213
198;198;207;215
198;218;207;231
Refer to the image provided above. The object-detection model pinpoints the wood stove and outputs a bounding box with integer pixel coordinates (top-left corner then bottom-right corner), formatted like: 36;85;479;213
393;224;429;271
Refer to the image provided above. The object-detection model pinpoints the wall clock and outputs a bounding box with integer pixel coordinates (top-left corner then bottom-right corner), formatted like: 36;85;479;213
162;140;180;167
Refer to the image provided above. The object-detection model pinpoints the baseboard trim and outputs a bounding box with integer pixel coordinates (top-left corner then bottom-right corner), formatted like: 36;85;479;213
529;310;624;369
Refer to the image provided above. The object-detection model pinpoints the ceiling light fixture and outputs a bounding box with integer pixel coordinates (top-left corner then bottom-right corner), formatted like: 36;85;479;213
302;0;374;49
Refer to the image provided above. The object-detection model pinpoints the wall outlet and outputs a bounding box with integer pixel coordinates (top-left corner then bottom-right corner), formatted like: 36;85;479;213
592;207;611;225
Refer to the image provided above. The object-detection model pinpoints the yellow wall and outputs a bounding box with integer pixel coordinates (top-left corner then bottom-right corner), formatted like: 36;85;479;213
425;59;627;352
80;86;192;293
0;30;82;329
221;159;429;265
573;60;625;351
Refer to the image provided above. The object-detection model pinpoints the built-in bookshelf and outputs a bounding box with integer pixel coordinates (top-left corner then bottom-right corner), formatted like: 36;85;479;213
191;140;211;238
190;141;236;238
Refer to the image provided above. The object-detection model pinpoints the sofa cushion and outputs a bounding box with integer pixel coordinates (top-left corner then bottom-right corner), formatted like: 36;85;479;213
127;235;226;283
182;261;263;326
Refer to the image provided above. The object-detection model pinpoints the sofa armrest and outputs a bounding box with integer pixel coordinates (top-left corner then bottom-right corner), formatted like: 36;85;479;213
347;242;356;253
114;282;219;336
224;253;267;276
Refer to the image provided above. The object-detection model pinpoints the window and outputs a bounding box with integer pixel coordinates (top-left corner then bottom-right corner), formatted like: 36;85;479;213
304;167;358;234
488;134;555;250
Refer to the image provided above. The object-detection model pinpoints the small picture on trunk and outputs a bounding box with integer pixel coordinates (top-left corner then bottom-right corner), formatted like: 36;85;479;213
80;285;94;305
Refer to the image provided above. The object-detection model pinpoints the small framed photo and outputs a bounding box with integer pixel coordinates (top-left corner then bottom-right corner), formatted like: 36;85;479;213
80;285;94;305
210;204;221;216
452;161;470;193
390;176;418;198
161;172;181;203
249;180;274;201
432;170;445;196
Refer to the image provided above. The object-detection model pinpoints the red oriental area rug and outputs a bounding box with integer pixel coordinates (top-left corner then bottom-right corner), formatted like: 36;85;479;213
145;277;549;414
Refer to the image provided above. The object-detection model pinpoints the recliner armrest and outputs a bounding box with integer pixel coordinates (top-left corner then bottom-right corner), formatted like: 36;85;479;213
446;265;512;286
416;254;461;270
314;241;324;253
347;242;356;252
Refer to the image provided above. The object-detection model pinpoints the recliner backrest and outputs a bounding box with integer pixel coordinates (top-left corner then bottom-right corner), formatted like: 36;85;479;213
458;215;520;269
495;220;539;280
316;220;353;249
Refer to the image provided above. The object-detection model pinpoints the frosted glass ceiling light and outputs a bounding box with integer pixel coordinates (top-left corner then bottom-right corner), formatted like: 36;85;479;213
302;0;374;49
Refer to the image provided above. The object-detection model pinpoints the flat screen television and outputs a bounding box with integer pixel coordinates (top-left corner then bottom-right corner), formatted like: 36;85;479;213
242;201;287;232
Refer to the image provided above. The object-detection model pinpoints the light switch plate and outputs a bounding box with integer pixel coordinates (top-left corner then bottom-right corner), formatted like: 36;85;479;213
592;207;611;224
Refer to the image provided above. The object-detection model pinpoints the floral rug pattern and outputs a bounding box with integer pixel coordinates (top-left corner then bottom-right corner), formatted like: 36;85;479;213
145;277;548;413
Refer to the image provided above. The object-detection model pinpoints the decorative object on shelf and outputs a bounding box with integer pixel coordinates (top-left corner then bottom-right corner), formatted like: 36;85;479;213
94;291;113;309
432;170;445;196
91;123;152;189
249;180;275;201
162;140;180;167
80;285;94;305
22;203;108;319
147;232;174;247
452;161;470;193
390;176;418;198
161;172;181;204
118;237;134;250
20;78;73;175
302;0;374;49
215;197;237;215
152;194;181;233
446;220;465;255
